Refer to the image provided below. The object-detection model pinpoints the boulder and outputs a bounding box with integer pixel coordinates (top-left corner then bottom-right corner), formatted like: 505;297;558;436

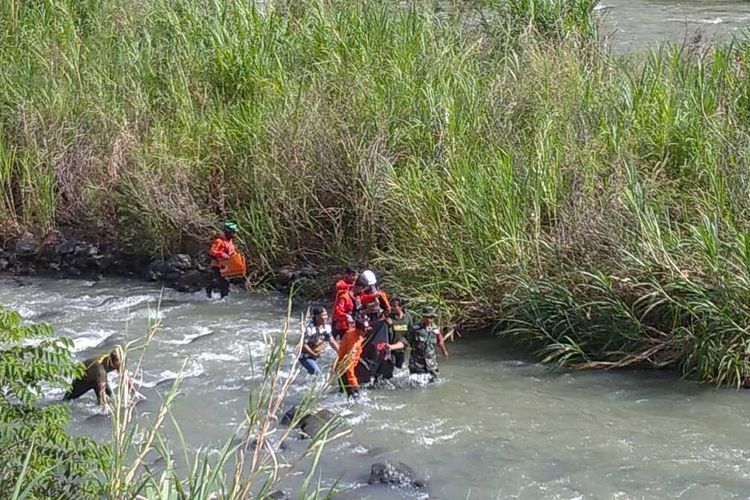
146;260;169;281
299;409;338;439
173;270;210;293
194;250;212;270
166;253;193;272
281;405;302;426
54;240;78;256
14;236;39;257
368;461;427;489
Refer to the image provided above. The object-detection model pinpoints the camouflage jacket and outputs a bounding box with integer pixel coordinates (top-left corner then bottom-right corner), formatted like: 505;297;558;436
405;323;440;373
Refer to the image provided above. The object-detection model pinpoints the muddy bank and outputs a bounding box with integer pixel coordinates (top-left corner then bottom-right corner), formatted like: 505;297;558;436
0;232;318;295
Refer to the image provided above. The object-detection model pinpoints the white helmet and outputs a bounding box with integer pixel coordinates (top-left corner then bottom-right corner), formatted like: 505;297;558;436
360;270;377;286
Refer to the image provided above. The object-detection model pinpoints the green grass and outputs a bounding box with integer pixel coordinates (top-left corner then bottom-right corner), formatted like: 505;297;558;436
2;0;750;385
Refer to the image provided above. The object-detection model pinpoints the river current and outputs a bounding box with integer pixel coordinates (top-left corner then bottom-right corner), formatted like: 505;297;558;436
3;276;750;498
600;0;749;51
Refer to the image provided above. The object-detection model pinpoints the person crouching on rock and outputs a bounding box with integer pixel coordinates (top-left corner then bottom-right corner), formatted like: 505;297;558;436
336;316;371;399
299;306;339;376
206;220;239;299
388;306;449;382
64;349;122;409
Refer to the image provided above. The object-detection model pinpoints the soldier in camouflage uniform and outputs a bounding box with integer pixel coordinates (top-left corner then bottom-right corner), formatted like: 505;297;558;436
389;305;449;382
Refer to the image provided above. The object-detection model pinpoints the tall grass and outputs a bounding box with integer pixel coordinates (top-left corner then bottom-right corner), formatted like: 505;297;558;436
103;298;341;499
2;0;750;384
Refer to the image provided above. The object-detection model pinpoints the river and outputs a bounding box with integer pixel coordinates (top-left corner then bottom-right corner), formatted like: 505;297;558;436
600;0;748;51
4;276;750;498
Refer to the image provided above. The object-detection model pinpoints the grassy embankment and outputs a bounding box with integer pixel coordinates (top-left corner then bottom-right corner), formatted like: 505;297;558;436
2;0;750;385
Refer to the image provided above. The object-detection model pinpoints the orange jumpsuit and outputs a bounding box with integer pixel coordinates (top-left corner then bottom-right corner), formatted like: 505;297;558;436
332;282;355;334
335;328;365;392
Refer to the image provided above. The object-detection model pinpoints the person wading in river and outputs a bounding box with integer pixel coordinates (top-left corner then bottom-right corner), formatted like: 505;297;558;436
387;297;413;370
206;220;239;299
299;306;339;376
355;270;390;315
334;266;357;298
388;306;449;382
64;348;123;409
336;316;371;398
332;268;358;340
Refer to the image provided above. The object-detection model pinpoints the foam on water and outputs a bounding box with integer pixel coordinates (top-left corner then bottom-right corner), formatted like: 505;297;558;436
198;352;239;362
162;327;214;345
141;362;205;388
69;328;117;352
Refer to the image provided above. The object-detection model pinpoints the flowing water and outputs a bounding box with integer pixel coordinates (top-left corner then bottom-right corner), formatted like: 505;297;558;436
4;276;750;499
599;0;749;51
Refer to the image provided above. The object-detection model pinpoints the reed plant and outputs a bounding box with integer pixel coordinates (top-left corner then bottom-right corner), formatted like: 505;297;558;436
103;298;341;499
2;0;750;384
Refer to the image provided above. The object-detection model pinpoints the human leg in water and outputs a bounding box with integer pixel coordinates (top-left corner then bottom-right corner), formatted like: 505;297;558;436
206;268;230;299
298;357;321;375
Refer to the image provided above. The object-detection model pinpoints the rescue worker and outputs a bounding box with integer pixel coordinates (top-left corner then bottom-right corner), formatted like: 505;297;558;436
332;270;358;340
64;349;122;408
387;297;413;370
388;306;449;382
298;306;339;375
335;316;371;398
206;220;239;299
355;270;390;315
334;266;358;297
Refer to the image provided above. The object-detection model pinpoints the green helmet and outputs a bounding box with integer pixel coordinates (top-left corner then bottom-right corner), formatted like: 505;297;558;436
223;220;239;234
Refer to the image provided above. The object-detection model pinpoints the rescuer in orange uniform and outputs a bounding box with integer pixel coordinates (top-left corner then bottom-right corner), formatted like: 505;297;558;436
206;220;239;299
335;316;371;399
332;267;358;340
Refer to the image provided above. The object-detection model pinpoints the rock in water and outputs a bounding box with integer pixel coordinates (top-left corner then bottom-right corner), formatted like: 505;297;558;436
368;461;427;489
266;491;290;500
174;270;208;293
280;405;302;426
167;253;193;272
280;406;340;439
299;409;338;439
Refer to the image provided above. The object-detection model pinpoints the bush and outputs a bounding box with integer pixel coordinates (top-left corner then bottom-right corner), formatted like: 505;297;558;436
0;307;106;498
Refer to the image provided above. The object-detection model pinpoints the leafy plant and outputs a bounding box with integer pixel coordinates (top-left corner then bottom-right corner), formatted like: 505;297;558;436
0;306;106;498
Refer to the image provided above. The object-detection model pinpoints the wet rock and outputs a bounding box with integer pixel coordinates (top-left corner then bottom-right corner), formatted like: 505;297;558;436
66;266;82;278
368;461;427;489
54;239;78;255
299;409;338;439
266;490;290;500
75;243;99;258
93;254;113;270
274;266;296;288
163;270;183;284
0;257;8;271
194;250;211;270
166;253;193;272
281;405;305;426
146;260;169;281
174;270;209;293
14;236;39;257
